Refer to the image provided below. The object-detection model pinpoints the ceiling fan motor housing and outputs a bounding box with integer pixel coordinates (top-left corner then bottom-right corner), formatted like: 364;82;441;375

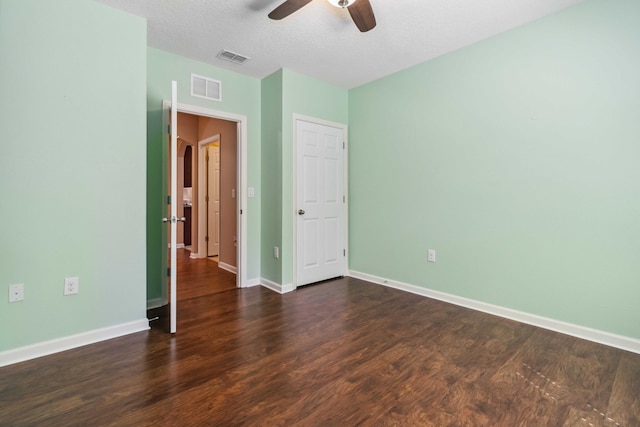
328;0;355;8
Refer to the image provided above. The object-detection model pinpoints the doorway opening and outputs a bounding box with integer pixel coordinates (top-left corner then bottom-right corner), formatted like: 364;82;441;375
159;101;249;312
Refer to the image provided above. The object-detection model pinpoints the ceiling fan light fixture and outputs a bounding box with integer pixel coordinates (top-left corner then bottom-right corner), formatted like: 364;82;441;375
327;0;356;8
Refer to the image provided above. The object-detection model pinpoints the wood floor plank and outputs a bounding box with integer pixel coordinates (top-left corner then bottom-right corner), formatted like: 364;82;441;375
606;352;640;426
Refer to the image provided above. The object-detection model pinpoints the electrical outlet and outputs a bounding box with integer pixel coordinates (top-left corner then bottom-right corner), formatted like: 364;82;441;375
428;249;436;263
9;284;24;303
273;246;280;259
64;277;79;295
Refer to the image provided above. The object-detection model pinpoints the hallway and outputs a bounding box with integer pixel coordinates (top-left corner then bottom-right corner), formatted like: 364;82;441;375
176;248;237;301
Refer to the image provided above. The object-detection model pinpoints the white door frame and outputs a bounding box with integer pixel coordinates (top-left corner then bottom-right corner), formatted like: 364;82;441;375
292;113;349;289
197;134;220;260
161;101;249;297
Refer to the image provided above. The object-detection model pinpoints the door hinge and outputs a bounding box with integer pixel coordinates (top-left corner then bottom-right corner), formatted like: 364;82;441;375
168;125;172;135
167;268;171;277
343;195;345;203
343;249;346;257
206;195;209;202
167;195;171;204
343;141;345;149
205;236;209;242
240;209;243;215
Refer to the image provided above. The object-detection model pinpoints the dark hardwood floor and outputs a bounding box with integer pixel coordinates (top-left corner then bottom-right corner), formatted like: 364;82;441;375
176;249;237;301
2;255;640;426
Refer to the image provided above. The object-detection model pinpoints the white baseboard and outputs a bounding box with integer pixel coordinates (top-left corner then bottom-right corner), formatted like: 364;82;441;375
167;243;185;249
219;262;237;275
146;297;165;310
0;319;150;367
189;252;200;259
348;270;640;355
260;278;295;294
244;278;261;288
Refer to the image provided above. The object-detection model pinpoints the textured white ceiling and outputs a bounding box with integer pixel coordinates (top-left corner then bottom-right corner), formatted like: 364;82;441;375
95;0;586;89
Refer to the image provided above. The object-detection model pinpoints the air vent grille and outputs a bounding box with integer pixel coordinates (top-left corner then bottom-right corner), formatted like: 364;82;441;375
191;74;221;102
217;49;250;64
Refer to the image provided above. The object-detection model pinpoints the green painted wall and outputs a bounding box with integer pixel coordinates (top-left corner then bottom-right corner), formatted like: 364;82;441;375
348;0;640;339
146;48;261;300
261;71;284;284
0;0;147;351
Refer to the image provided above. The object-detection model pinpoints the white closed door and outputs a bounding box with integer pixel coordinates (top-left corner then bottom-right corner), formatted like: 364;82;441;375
296;119;346;286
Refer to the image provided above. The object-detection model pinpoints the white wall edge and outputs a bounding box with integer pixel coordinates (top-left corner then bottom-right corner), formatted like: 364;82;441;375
260;278;295;294
348;270;640;355
219;262;237;275
0;319;150;368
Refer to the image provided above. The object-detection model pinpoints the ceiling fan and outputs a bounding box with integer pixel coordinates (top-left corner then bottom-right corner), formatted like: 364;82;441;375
268;0;376;33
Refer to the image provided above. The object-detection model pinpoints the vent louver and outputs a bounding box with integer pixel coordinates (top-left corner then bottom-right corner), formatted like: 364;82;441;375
191;74;221;102
216;49;250;64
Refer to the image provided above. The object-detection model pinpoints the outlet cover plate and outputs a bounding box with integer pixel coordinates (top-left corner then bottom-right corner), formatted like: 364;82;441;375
64;277;79;295
428;249;436;263
9;284;24;303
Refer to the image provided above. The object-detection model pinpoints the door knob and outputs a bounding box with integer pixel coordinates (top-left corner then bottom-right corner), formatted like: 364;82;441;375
298;209;305;215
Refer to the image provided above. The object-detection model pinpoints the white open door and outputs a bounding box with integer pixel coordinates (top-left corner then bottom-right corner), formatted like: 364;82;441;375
207;145;220;257
164;81;179;333
296;119;346;286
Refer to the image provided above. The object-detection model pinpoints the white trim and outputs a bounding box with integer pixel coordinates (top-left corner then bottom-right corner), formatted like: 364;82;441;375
197;134;221;260
281;283;296;293
218;262;237;274
260;278;296;294
189;252;200;259
167;243;185;249
348;270;640;355
147;297;163;310
245;278;261;287
0;319;150;367
292;114;349;289
161;101;248;289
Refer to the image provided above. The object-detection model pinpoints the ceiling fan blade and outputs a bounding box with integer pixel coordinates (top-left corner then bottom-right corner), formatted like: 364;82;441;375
268;0;314;20
348;0;376;32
